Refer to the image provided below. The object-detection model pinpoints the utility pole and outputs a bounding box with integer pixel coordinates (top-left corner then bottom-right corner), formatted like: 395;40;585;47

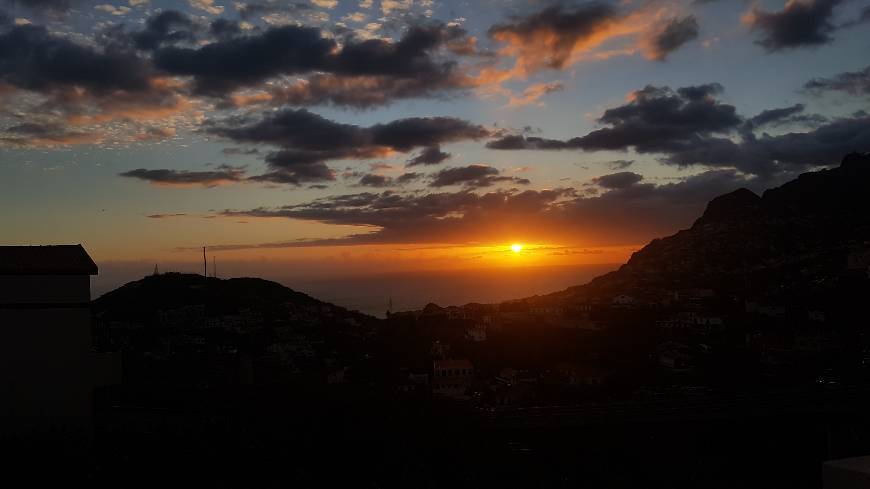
203;246;207;277
213;256;217;278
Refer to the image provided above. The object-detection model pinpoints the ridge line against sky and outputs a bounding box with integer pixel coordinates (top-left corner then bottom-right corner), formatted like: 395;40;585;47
1;0;870;273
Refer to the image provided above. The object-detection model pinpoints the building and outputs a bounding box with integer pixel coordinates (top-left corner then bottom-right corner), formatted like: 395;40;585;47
465;323;487;342
432;359;474;399
0;245;119;437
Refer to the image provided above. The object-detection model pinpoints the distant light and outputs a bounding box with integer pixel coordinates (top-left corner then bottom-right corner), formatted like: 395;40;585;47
511;244;523;253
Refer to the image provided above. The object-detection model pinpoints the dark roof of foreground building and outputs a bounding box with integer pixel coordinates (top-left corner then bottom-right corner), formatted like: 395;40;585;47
0;245;98;275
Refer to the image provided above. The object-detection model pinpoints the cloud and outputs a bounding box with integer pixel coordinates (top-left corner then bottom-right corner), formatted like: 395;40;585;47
487;82;866;177
188;0;224;15
152;24;334;95
488;83;740;152
742;0;846;51
248;151;336;185
146;213;188;219
741;103;827;136
747;103;806;128
206;108;489;184
396;171;423;184
119;166;246;187
132;10;198;50
641;15;699;61
485;2;697;83
0;22;198;145
506;81;563;107
591;171;644;189
134;126;176;141
0;24;152;94
488;2;619;75
236;1;311;19
234;70;475;109
150;22;476;102
607;159;635;169
0;121;99;146
2;0;73;13
222;147;260;155
429;164;530;188
94;4;131;16
218;167;763;248
805;65;870;95
407;145;451;166
357;173;392;187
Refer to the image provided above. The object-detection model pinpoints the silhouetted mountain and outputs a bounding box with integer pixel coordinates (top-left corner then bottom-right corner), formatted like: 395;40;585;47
94;273;355;320
92;273;378;386
556;153;870;300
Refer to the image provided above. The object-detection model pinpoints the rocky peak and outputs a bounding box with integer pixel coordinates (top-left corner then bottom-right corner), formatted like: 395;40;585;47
693;188;761;227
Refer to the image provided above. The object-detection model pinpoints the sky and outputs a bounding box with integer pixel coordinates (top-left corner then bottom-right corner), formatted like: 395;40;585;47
1;0;870;305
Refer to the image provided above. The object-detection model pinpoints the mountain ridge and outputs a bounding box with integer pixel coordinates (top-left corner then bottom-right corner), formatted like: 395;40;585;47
537;152;870;303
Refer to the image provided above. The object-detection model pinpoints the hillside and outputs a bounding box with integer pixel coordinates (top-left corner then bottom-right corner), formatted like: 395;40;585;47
92;273;379;386
554;152;870;301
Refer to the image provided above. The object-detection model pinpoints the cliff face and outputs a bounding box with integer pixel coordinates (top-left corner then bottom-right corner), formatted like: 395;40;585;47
575;153;870;297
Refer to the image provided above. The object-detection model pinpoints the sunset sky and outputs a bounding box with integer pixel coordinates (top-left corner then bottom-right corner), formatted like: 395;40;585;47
2;0;870;299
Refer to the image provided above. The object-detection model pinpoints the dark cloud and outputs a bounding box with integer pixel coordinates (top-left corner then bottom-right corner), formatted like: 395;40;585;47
371;116;489;151
607;159;635;169
0;24;152;94
253;72;473;109
407;145;451;166
222;147;260;156
153;25;334;96
644;15;699;61
1;0;72;13
429;164;530;188
741;103;827;138
1;121;96;146
487;82;863;177
151;23;473;99
119;166;247;187
744;0;845;51
207;108;488;184
487;83;740;153
248;150;336;185
396;172;423;184
218;168;761;248
357;173;393;188
210;18;243;40
591;171;643;189
341;169;423;188
747;104;807;128
133;10;198;50
805;65;870;95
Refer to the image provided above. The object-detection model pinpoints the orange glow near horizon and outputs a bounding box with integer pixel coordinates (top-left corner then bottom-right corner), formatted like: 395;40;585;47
88;242;640;278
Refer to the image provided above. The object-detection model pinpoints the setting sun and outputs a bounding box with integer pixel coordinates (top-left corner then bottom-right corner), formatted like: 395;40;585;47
511;244;523;253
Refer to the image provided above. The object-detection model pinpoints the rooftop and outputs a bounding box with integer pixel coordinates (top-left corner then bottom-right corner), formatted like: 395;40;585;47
0;245;98;275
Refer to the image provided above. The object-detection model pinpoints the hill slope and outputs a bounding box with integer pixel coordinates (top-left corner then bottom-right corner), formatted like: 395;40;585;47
552;152;870;301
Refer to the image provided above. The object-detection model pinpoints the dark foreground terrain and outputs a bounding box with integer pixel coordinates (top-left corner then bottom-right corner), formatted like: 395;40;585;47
4;154;870;488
